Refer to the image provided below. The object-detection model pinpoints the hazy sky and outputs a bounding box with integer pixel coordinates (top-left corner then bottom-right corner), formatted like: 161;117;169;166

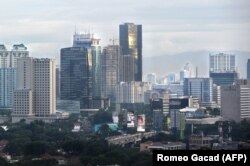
0;0;250;62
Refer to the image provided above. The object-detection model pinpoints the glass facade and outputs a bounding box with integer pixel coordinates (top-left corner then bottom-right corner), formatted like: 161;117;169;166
210;72;238;86
119;23;142;82
60;47;93;109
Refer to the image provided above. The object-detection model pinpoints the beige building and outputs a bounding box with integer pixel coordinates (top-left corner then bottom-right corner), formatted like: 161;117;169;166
115;81;151;103
221;79;250;122
13;57;56;121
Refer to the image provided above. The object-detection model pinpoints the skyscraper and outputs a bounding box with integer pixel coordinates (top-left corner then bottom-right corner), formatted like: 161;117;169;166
102;45;121;103
184;78;213;103
0;44;29;108
61;33;103;108
73;33;102;97
209;53;238;86
61;47;93;109
247;59;250;80
13;57;56;117
119;23;142;82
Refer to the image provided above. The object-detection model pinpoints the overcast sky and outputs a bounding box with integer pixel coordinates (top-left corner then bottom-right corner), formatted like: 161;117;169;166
0;0;250;62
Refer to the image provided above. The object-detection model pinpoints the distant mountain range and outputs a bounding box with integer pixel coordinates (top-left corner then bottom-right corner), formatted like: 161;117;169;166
143;50;250;79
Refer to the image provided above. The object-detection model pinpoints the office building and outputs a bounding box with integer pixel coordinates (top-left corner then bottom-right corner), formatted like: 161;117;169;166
116;81;151;104
209;53;238;86
184;78;213;103
0;44;29;108
13;58;56;118
221;79;250;122
247;59;250;80
119;23;142;81
61;33;103;108
151;98;163;130
209;53;235;73
210;72;238;86
102;45;121;102
73;33;102;97
61;47;93;108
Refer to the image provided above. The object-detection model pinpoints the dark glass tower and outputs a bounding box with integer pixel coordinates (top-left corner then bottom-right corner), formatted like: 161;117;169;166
247;59;250;80
119;23;142;82
60;47;93;109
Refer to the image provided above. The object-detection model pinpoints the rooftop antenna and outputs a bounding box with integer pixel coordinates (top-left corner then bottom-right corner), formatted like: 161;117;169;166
109;38;118;45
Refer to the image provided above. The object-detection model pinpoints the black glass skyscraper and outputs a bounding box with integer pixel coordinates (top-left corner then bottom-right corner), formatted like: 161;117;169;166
119;23;142;81
60;47;93;109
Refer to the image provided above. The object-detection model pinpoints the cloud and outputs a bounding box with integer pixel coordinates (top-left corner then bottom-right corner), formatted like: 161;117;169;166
0;0;249;59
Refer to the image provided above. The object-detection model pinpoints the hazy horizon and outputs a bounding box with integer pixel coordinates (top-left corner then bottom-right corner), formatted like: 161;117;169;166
1;0;250;77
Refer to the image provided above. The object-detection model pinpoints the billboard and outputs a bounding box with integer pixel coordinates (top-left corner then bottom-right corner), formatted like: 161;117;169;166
137;114;145;132
127;112;135;128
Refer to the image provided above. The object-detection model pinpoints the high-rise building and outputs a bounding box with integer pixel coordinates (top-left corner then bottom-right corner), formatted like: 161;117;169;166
60;47;93;109
209;53;235;72
56;67;60;99
146;73;157;84
61;33;102;108
247;59;250;80
119;23;142;81
209;53;238;86
0;44;29;108
184;78;213;103
102;45;121;103
13;57;56;117
221;79;250;122
116;81;151;104
73;33;102;97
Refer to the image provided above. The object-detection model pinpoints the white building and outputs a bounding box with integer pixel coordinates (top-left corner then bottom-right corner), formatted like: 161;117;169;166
209;53;236;73
0;44;29;108
116;81;151;103
13;57;56;122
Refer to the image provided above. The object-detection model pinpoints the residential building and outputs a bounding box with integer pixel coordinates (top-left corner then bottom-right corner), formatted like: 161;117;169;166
0;44;29;108
13;58;56;121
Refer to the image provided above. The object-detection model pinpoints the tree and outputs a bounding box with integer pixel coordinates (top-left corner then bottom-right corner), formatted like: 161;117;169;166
24;141;47;156
92;110;113;124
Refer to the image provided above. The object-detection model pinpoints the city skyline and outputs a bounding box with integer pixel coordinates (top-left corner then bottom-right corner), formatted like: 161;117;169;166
0;0;249;58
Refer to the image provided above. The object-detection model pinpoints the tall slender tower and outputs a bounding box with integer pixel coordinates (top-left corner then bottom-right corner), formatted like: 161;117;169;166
119;23;142;82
